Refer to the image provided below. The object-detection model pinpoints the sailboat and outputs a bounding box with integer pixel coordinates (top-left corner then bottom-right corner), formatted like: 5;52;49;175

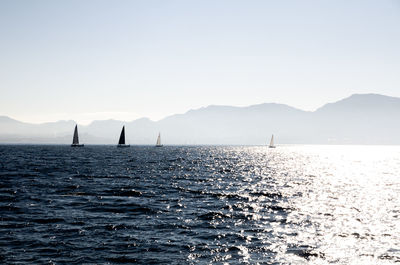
71;125;84;147
269;134;276;148
155;132;163;147
117;126;130;147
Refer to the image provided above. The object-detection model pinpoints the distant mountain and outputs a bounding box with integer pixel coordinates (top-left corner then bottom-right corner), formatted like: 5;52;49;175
1;94;399;144
0;117;76;143
312;94;400;144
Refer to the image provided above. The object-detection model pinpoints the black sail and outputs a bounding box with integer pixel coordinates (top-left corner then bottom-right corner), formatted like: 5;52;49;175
72;125;79;145
118;126;125;145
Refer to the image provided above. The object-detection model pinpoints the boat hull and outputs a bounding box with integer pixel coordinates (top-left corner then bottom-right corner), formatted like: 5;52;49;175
155;145;163;147
71;144;84;147
117;144;130;148
269;146;276;148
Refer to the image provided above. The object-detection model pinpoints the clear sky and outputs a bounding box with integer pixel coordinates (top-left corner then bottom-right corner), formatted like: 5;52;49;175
1;0;399;124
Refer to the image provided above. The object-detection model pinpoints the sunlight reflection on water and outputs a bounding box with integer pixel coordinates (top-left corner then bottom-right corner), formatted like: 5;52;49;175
0;145;399;264
266;145;400;264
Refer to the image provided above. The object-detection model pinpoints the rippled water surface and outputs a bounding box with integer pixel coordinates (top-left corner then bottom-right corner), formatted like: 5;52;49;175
0;145;399;264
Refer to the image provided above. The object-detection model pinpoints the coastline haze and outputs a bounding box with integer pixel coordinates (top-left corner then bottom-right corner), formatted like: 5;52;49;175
1;93;399;145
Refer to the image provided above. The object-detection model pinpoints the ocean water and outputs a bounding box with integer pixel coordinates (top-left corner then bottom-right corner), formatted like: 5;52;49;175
0;145;399;264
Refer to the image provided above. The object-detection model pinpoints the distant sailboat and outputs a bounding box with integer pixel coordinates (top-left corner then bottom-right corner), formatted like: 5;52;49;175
117;126;130;147
155;133;163;147
71;125;84;147
269;134;276;148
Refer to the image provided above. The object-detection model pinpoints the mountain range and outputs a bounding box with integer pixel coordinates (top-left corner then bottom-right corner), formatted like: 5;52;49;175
1;94;399;145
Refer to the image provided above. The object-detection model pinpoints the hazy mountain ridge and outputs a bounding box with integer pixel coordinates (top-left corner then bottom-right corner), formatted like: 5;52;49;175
1;94;399;144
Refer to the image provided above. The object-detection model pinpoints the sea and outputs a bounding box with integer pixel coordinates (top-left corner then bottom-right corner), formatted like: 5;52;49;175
0;145;399;264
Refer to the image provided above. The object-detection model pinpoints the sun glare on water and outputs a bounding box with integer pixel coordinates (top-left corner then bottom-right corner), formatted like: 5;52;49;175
259;145;400;264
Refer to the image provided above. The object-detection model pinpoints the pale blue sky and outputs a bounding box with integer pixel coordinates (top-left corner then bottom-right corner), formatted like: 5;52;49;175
1;0;399;124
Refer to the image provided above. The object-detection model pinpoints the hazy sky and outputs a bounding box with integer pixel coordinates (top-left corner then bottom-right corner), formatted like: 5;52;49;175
1;0;400;124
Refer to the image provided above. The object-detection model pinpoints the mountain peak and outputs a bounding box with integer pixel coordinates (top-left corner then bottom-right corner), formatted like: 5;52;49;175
0;116;21;123
316;93;400;112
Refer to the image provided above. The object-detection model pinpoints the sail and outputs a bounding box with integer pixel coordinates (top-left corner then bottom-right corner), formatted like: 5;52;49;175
269;135;274;147
72;125;79;145
156;133;161;146
118;126;125;145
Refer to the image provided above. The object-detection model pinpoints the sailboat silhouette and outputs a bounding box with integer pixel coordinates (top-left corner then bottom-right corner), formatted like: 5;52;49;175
71;125;84;147
117;126;130;147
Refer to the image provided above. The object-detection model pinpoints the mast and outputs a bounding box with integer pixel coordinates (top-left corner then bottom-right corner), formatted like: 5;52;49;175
118;126;125;145
72;125;79;145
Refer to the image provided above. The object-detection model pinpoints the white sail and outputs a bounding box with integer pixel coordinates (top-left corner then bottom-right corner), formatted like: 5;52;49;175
156;133;163;147
269;134;275;148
